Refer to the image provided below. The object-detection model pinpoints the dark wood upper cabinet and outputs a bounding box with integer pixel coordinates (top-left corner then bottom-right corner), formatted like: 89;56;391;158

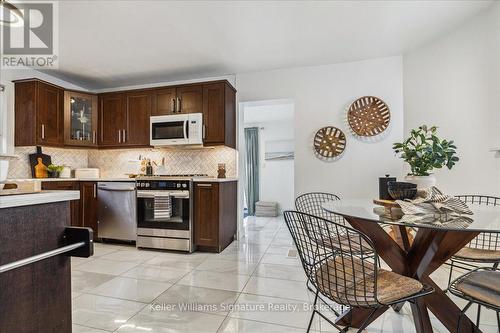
176;85;203;114
98;92;126;146
202;82;236;148
80;182;98;238
64;91;98;147
37;82;63;146
151;85;202;115
202;83;225;145
193;181;237;252
15;79;236;149
151;88;176;116
125;91;152;146
14;79;64;147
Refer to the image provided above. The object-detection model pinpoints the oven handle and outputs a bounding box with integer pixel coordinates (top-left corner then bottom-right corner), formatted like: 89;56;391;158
137;191;189;199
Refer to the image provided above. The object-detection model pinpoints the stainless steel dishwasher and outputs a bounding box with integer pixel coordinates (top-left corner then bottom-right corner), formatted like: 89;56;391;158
97;182;137;241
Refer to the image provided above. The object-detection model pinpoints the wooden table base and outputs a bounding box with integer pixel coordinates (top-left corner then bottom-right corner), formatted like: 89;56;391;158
337;217;481;333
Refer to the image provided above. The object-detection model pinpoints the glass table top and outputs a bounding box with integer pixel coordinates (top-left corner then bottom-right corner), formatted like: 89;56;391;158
322;199;500;232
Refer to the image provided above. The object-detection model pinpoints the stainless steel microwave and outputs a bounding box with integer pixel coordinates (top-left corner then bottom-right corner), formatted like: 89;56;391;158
150;113;203;146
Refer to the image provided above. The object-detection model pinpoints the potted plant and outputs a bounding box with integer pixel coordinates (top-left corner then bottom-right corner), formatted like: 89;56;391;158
393;125;459;189
47;164;64;178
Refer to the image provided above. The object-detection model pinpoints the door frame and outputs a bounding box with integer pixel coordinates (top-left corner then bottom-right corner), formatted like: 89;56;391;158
237;99;295;239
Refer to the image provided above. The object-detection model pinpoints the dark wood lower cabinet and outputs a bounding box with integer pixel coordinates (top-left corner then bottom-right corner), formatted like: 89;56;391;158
41;181;99;237
41;181;81;227
193;181;237;252
0;201;72;332
80;182;98;238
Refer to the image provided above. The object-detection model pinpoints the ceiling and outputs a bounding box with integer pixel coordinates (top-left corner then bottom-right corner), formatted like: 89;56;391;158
44;0;492;89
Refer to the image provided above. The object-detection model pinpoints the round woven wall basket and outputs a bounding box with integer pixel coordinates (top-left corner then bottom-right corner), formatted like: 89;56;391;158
313;126;346;158
348;96;390;137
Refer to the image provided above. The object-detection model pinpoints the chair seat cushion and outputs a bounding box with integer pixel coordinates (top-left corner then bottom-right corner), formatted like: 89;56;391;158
315;256;423;306
317;235;373;254
456;271;500;307
454;247;500;262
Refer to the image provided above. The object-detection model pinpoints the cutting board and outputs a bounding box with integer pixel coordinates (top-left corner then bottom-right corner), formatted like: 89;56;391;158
29;146;51;178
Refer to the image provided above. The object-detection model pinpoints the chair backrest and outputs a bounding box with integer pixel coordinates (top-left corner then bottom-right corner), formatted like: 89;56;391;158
456;195;500;251
284;210;380;307
295;192;344;224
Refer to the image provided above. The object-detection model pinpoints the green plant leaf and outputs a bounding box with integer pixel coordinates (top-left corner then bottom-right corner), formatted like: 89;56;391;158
393;125;458;175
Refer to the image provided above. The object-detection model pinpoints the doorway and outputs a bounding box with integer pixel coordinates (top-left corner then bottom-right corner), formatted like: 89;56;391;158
239;99;295;223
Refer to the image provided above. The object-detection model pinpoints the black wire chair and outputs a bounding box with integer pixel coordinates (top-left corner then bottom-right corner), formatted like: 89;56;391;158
295;192;374;295
448;195;500;286
295;192;344;224
284;211;433;333
448;267;500;332
295;192;373;255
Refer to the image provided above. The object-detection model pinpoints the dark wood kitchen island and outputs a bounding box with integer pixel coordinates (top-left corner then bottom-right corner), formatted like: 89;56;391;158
0;190;93;333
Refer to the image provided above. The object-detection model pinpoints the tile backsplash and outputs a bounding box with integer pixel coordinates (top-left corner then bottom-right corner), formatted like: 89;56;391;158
8;146;237;179
8;147;89;179
88;146;237;178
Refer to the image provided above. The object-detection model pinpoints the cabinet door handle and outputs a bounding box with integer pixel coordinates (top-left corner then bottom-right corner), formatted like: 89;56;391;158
176;97;181;113
122;129;126;143
41;124;45;140
118;130;121;143
196;183;212;187
202;124;206;139
93;184;97;198
92;130;96;144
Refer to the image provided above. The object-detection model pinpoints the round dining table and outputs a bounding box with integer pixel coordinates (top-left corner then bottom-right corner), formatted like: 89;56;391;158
322;199;500;333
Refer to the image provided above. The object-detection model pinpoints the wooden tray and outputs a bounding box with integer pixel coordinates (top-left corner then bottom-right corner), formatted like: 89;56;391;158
373;199;414;248
373;198;400;209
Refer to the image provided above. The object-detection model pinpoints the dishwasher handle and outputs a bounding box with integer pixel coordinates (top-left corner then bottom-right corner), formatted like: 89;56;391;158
97;185;136;191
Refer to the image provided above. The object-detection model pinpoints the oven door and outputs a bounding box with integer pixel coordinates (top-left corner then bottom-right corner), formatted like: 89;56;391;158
150;115;188;146
137;191;190;230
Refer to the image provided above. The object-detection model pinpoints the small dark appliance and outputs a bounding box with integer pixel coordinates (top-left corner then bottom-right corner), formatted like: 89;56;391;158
379;174;396;200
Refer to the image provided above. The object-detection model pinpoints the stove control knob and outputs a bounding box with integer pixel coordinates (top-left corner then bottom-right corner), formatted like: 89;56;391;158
182;183;187;188
145;183;150;188
176;183;181;188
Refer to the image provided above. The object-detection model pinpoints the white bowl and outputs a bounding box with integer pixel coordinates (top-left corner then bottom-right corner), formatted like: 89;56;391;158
0;160;9;190
0;155;19;190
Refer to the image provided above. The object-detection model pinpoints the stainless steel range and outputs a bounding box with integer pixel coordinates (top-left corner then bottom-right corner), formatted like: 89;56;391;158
136;175;205;252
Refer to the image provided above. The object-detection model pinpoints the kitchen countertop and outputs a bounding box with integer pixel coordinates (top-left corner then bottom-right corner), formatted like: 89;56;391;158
0;190;80;209
192;177;238;183
6;177;135;182
7;177;238;183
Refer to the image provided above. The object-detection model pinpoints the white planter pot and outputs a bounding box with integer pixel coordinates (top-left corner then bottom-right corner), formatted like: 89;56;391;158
404;175;436;190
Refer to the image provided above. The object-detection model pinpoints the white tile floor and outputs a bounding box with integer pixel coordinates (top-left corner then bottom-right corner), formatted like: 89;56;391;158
72;216;499;333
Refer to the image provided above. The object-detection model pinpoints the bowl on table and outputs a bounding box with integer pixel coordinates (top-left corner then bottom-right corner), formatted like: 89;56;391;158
387;181;417;200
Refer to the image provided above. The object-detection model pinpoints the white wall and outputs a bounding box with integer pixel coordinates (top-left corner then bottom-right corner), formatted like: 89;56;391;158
236;56;404;200
403;4;500;195
244;120;294;211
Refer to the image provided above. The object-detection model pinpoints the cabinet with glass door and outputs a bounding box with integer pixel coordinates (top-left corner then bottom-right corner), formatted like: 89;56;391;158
64;91;98;146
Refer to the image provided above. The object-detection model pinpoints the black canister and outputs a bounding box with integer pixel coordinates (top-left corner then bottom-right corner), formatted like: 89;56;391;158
379;174;396;200
146;161;153;176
